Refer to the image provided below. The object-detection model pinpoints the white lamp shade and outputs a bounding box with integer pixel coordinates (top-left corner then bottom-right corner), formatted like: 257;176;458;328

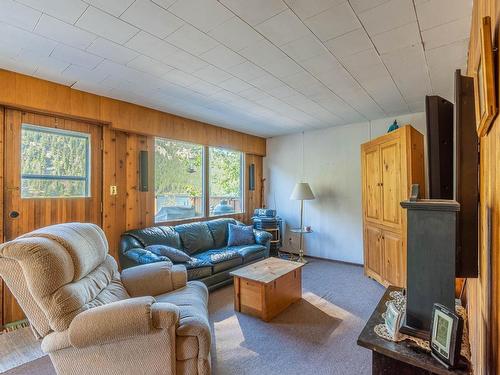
290;182;315;200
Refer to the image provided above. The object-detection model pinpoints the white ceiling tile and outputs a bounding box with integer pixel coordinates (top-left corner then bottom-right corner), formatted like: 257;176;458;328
199;44;245;69
168;0;233;32
18;49;69;72
304;2;360;41
422;17;470;50
281;34;327;62
0;0;41;31
0;21;56;55
217;77;253;93
238;87;271;101
226;61;266;81
372;21;421;55
0;54;38;75
187;79;222;96
256;9;310;46
76;6;139;45
267;84;298;99
220;0;287;26
51;44;103;69
166;24;219;56
262;57;303;78
127;55;173;77
165;47;208;72
415;0;473;31
239;39;287;66
0;39;22;58
208;17;263;52
162;68;199;86
350;0;390;13
120;0;183;39
62;64;109;83
248;73;283;90
85;0;135;17
284;0;344;19
35;14;96;49
86;38;138;64
301;53;342;75
151;0;177;9
382;44;431;102
325;28;372;57
17;0;88;24
358;0;415;36
340;48;381;75
192;65;232;84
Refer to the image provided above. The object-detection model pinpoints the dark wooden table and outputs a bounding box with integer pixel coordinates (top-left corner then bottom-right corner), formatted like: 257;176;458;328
357;286;471;375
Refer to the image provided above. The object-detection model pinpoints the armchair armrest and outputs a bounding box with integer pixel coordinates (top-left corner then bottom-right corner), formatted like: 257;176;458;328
121;262;187;297
67;297;179;349
254;229;272;246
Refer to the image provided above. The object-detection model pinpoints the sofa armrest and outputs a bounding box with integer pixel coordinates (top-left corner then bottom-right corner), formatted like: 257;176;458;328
121;262;187;297
254;229;272;246
123;247;172;265
67;297;179;349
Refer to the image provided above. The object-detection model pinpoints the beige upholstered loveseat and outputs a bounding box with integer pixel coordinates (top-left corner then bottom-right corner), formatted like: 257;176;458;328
0;223;211;375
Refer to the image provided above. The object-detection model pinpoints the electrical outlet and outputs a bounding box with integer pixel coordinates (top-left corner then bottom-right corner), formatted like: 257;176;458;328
110;185;118;195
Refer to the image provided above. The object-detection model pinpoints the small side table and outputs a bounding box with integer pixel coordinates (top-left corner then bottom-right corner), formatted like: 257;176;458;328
289;228;313;263
357;287;471;375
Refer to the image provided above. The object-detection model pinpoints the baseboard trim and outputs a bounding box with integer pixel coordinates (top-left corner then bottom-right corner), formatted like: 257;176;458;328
277;250;363;267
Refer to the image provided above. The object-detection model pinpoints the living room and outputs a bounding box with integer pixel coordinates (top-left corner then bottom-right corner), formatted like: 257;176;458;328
0;0;497;374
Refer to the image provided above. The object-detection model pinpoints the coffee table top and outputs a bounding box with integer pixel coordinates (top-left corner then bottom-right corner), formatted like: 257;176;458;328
230;257;304;284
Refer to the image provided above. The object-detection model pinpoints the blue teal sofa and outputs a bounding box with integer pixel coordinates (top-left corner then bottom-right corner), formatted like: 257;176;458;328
119;218;272;291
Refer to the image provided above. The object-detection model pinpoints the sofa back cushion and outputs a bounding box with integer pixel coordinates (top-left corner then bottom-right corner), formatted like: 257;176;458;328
227;224;256;246
0;223;129;334
175;222;214;255
124;226;181;249
206;218;238;248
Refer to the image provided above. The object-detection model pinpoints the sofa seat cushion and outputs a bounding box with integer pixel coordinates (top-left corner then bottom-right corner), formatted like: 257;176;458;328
230;244;267;263
193;249;243;273
175;223;215;255
155;281;210;360
182;258;213;280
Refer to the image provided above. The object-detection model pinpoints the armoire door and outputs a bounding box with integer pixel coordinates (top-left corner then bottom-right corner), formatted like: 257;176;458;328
2;109;103;324
382;230;404;287
363;144;382;223
365;224;383;278
380;139;401;228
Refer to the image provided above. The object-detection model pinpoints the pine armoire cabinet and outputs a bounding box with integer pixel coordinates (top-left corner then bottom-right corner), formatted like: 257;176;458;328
361;125;425;287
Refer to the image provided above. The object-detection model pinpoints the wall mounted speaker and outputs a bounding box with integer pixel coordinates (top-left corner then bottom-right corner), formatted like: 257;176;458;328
249;163;255;191
139;150;148;192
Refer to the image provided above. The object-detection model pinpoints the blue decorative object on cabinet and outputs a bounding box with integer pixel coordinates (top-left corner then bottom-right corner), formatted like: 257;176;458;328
387;120;399;133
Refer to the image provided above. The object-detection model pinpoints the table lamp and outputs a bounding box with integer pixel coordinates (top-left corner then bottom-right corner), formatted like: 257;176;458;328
290;182;315;263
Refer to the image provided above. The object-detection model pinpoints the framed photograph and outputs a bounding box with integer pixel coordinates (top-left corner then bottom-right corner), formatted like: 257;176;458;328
474;16;497;137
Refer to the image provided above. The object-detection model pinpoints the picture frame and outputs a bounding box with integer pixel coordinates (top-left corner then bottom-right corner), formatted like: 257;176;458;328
430;303;463;369
473;16;497;137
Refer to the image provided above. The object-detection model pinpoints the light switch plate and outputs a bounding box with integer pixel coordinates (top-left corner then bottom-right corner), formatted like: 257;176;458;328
110;185;118;195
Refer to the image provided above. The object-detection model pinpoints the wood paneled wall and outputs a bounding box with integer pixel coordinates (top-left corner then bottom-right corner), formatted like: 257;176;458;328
0;69;266;262
0;69;266;156
466;1;499;373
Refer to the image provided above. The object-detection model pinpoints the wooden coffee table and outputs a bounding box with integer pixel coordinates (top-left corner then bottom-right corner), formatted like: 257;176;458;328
230;257;304;321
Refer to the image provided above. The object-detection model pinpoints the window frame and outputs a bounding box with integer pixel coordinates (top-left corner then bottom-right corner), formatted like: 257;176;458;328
153;137;246;224
20;124;91;199
208;145;245;218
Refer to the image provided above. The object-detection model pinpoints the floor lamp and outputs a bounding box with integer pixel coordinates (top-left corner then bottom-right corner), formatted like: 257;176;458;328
290;182;315;263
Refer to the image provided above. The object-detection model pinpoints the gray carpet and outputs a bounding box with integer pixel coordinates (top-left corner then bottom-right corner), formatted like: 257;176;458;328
2;259;384;374
208;259;384;375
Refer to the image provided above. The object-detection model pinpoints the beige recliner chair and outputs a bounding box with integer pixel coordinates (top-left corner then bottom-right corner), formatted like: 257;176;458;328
0;223;211;375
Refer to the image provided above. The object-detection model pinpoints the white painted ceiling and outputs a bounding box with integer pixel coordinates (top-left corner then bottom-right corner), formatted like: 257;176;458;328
0;0;472;137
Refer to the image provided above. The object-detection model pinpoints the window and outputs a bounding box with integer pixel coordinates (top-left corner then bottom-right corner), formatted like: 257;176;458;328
21;124;90;198
155;138;204;222
209;147;243;216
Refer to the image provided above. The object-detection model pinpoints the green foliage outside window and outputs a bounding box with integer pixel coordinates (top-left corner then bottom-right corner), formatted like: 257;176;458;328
21;125;90;198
